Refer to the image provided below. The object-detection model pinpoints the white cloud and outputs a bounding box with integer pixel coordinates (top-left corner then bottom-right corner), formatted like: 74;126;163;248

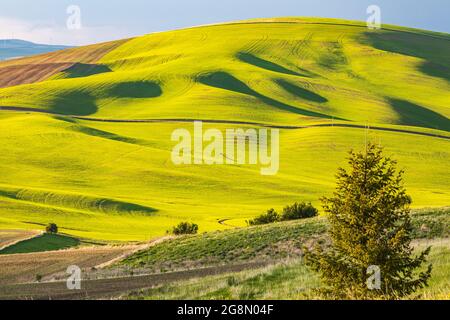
0;16;130;46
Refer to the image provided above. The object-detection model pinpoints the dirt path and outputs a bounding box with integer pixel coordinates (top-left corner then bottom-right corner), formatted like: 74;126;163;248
1;106;449;140
0;261;268;300
218;219;240;228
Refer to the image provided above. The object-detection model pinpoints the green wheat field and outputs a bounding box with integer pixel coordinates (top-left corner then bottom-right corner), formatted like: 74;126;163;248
0;17;448;242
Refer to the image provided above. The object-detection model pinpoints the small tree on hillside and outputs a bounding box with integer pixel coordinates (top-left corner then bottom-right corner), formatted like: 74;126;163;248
304;143;432;299
46;223;58;234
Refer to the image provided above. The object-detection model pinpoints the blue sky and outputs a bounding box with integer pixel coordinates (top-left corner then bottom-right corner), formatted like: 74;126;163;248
0;0;448;45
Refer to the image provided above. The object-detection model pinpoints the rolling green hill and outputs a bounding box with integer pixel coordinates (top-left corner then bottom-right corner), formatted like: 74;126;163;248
0;18;448;241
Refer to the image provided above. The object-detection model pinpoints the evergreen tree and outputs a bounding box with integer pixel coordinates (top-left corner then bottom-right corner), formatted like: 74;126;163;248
305;143;432;299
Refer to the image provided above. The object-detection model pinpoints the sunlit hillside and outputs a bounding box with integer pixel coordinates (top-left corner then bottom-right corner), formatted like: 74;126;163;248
0;18;448;240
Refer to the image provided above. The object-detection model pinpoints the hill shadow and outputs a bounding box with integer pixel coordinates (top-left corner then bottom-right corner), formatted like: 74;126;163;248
275;79;328;103
108;81;162;99
419;61;450;82
388;98;450;132
198;71;337;119
361;31;450;82
96;198;157;216
61;63;112;79
237;52;312;77
49;90;97;116
71;125;152;148
0;188;157;217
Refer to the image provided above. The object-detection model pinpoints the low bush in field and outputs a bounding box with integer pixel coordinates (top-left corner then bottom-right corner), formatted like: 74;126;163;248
247;209;280;226
281;202;318;220
172;222;199;235
248;203;318;226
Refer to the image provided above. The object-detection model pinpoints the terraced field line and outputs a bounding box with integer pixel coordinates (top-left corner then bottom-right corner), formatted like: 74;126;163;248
1;106;449;140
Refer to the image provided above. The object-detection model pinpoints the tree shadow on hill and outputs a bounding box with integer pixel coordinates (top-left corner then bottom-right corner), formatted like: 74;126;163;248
361;31;450;82
108;81;162;98
237;52;313;77
198;71;338;119
61;63;112;79
388;98;450;132
275;79;328;103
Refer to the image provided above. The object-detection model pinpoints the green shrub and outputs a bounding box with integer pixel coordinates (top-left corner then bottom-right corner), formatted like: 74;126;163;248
281;202;318;221
45;223;58;234
172;222;199;235
305;143;432;299
247;209;280;226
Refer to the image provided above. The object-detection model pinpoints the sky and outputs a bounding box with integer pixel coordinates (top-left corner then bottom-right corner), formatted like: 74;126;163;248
0;0;449;45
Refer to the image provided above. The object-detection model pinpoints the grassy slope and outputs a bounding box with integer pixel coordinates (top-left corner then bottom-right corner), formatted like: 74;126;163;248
0;230;39;249
0;233;80;255
123;208;449;300
0;18;448;240
121;208;449;272
127;243;450;300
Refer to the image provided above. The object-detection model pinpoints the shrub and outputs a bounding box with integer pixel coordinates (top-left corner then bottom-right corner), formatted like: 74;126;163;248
172;222;199;235
45;223;58;234
281;202;318;221
247;209;280;226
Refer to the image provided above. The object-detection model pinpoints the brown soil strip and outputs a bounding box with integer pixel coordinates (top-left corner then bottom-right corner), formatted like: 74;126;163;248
0;261;268;300
0;245;138;285
0;39;129;88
